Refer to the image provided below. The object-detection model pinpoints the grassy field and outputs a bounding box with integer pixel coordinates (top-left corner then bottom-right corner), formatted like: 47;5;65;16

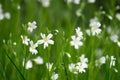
0;0;120;80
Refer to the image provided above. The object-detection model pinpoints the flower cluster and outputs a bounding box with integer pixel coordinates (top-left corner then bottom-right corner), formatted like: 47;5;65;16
70;27;83;49
95;55;118;72
68;54;88;74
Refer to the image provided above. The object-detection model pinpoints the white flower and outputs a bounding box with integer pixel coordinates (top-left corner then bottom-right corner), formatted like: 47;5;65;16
117;41;120;47
4;12;11;19
68;63;78;74
46;62;53;71
37;33;54;49
33;56;43;64
95;56;106;67
73;0;80;4
0;4;4;20
116;13;120;21
70;35;83;49
76;62;88;73
110;34;118;43
89;17;101;36
26;60;33;69
21;35;30;46
29;41;38;55
75;27;83;39
27;21;37;32
110;56;116;68
86;29;91;36
67;0;73;3
51;72;58;80
40;0;50;7
88;0;95;3
79;54;88;63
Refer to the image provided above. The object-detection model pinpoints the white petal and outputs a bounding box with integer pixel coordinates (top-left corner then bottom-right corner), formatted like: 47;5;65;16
48;40;54;44
26;60;32;69
37;40;44;44
47;33;53;39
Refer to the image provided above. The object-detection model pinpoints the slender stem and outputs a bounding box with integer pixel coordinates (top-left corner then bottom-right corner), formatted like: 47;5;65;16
5;52;25;80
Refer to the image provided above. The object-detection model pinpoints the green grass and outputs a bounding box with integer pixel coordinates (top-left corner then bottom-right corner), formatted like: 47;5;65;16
0;0;120;80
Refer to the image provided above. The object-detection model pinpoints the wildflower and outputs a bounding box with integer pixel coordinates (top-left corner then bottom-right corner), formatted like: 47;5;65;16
46;62;53;71
37;33;54;49
95;56;106;67
76;62;88;73
51;72;58;80
116;13;120;21
70;35;83;49
68;63;78;74
110;56;116;68
33;56;43;64
79;54;88;63
29;40;38;55
21;35;30;46
27;21;37;32
4;12;11;19
86;29;91;36
73;0;80;4
110;34;118;43
89;17;101;36
39;0;50;7
26;60;33;69
88;0;95;3
75;27;83;39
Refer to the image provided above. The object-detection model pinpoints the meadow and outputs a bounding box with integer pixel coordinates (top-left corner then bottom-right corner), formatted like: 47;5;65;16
0;0;120;80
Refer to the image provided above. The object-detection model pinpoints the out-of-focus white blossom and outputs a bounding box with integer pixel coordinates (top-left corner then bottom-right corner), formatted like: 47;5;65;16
21;35;30;46
110;34;118;43
27;21;37;32
29;40;38;55
46;62;53;71
89;17;101;36
88;0;95;3
39;0;50;7
51;72;58;80
116;13;120;21
33;56;43;64
70;35;83;49
26;60;33;69
68;54;88;74
95;56;106;67
68;63;78;74
75;27;83;39
4;12;11;19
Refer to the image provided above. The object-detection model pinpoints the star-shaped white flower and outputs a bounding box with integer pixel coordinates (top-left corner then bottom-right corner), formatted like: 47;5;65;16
27;21;37;32
37;33;54;49
70;36;83;49
21;35;30;46
89;17;101;36
29;40;38;55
